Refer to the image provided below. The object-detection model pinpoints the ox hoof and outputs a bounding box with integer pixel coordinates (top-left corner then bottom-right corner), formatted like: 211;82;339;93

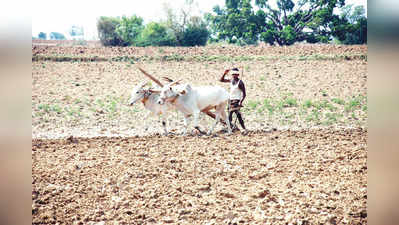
165;132;175;136
241;129;249;135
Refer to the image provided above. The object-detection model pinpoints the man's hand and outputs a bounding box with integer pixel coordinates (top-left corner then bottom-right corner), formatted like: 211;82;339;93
224;69;230;75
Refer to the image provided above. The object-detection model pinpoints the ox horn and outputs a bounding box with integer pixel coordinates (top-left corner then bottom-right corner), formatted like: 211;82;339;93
136;66;164;87
139;81;148;88
170;79;182;86
148;89;161;93
162;77;174;83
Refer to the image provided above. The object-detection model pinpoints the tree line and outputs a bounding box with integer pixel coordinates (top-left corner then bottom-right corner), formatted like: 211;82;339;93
205;0;366;45
36;0;367;46
97;0;209;47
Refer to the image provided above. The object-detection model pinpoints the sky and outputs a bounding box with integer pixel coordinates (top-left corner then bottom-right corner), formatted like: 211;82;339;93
31;0;367;40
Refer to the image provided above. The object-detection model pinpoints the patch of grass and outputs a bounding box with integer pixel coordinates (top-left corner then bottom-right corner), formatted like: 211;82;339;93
306;109;321;123
107;100;117;113
351;112;357;120
348;98;361;109
298;56;307;61
332;98;345;105
51;104;62;114
74;98;82;104
38;104;50;113
324;112;339;125
96;99;105;108
313;100;328;110
247;100;260;111
283;97;298;108
262;99;275;115
345;95;365;112
64;106;82;117
303;100;313;109
318;100;338;111
237;55;253;61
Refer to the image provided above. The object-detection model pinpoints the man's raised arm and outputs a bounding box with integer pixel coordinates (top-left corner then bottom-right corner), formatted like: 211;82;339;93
220;69;231;83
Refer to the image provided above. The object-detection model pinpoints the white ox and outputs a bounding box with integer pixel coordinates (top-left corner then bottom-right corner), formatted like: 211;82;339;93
130;66;223;135
157;82;232;136
128;82;172;135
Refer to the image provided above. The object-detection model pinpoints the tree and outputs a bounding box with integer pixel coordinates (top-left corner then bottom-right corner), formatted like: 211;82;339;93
163;0;210;46
181;20;210;46
38;32;47;40
331;5;367;44
97;16;124;46
206;0;347;45
50;32;66;40
136;22;177;46
115;15;144;46
206;0;264;45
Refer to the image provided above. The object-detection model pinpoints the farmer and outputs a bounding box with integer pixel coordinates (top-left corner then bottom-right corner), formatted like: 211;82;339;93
220;68;248;134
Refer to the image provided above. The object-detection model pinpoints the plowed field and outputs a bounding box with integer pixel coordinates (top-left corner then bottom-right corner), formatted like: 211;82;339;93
32;41;367;224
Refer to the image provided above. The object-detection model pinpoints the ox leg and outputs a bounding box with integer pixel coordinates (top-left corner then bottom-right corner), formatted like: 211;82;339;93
207;112;220;135
193;110;206;135
221;107;232;134
161;115;168;135
182;115;190;136
217;103;232;135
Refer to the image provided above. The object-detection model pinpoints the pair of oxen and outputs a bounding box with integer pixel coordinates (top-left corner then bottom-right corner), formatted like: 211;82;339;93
128;66;232;136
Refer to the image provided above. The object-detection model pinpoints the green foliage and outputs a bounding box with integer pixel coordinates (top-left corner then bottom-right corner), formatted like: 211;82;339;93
205;0;263;45
92;0;366;46
206;0;366;45
96;3;209;47
281;25;297;45
303;100;313;108
136;22;177;46
38;32;47;40
163;1;210;46
181;23;210;46
50;32;66;40
262;99;275;115
331;5;367;44
332;98;345;105
247;100;260;110
282;97;298;107
345;95;362;112
97;16;124;46
115;15;144;46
